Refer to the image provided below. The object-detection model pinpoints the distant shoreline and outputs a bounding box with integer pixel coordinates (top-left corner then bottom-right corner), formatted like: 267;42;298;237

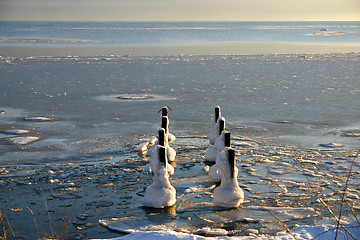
1;42;360;57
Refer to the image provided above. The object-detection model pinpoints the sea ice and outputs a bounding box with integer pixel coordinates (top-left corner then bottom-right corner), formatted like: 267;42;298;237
175;181;216;199
99;216;194;234
135;141;150;154
86;200;114;208
0;129;30;135
195;227;228;236
7;136;40;145
52;192;81;199
196;206;319;224
319;142;345;148
135;136;157;155
103;220;360;240
94;94;175;102
24;116;53;121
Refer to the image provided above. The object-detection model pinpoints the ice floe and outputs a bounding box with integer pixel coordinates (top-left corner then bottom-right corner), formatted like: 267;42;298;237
319;142;345;148
95;220;360;239
197;206;319;224
0;129;30;135
24;116;53;121
99;215;194;234
95;94;176;102
5;136;40;145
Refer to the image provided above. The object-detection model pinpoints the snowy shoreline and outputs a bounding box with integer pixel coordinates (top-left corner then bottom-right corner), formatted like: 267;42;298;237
96;220;360;240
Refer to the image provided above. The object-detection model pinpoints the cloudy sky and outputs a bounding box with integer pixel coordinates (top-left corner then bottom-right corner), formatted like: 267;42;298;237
0;0;359;21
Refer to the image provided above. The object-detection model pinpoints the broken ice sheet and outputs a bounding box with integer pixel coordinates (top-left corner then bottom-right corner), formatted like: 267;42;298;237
172;175;216;198
1;169;37;177
196;206;319;224
99;215;195;234
52;192;82;199
177;202;224;213
7;136;41;145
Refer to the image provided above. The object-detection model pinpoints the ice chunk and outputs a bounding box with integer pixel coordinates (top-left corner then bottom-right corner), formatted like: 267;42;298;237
99;215;194;234
7;136;40;145
86;200;113;208
52;192;81;199
319;142;345;148
135;141;149;155
1;129;30;135
24;116;53;121
195;227;228;236
174;181;215;198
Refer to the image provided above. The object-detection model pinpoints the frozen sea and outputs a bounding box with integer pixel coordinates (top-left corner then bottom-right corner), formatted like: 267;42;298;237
0;21;359;239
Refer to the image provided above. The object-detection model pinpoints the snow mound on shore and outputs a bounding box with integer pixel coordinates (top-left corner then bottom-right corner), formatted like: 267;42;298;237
96;220;360;240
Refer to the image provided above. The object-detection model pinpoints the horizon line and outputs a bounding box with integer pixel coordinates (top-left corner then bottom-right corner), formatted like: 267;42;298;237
1;20;359;22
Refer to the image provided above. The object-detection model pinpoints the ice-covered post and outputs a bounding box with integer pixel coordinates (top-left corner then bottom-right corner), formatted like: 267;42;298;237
213;147;244;208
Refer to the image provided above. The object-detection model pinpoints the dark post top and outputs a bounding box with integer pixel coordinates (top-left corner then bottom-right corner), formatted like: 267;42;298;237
219;119;225;136
228;148;235;177
159;146;166;165
158;128;165;146
161;107;168;117
158;106;172;116
161;116;168;133
215;106;220;123
225;132;231;147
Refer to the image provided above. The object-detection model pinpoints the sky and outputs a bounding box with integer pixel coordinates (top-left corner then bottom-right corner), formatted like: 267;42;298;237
0;0;359;21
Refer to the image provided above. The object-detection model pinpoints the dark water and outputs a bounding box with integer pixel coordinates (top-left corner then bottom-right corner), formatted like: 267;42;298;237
0;53;359;164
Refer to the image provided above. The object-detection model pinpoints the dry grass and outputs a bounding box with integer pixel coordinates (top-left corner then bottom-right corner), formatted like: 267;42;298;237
0;206;16;240
1;198;80;240
27;199;78;240
268;155;359;240
306;156;359;239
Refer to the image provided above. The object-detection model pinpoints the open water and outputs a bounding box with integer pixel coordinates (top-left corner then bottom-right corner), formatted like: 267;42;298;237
1;21;360;46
